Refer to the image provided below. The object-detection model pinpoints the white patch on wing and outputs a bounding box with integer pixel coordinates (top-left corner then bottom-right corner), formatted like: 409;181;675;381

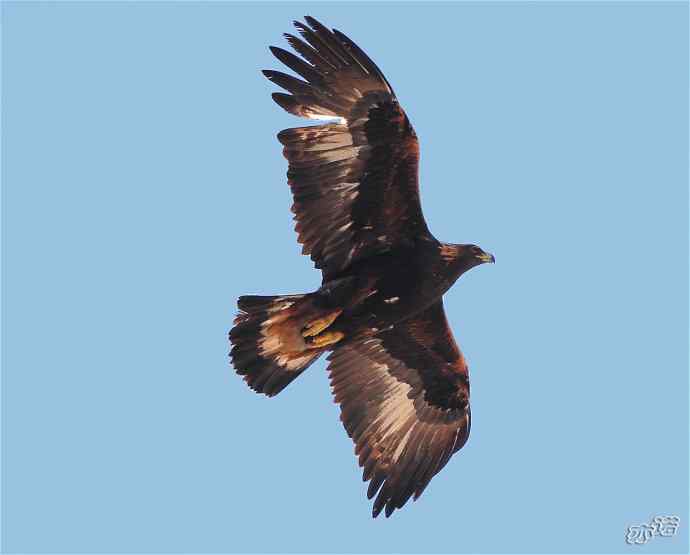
306;113;347;125
392;426;415;461
374;379;416;455
384;297;400;304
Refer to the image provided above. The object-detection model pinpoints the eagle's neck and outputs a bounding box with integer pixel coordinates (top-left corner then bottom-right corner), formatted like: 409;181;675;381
438;243;462;264
438;243;477;282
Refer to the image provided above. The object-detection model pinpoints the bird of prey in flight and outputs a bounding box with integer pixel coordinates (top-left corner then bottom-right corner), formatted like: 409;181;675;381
229;16;495;518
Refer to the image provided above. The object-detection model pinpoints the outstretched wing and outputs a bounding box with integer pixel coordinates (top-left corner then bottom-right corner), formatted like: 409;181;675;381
328;301;471;518
264;16;430;281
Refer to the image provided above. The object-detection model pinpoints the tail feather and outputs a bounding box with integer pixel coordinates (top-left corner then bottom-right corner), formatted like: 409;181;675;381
229;294;324;397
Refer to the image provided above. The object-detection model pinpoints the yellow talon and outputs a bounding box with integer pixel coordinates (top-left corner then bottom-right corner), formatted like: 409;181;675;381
302;310;342;337
307;331;345;348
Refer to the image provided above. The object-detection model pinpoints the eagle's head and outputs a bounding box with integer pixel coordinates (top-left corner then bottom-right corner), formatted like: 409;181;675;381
440;243;495;279
466;244;495;266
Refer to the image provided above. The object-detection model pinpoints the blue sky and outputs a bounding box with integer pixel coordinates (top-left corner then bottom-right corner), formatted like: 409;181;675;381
2;2;688;553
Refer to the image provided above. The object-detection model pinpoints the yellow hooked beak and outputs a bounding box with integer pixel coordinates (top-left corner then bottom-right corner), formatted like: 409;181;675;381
477;252;496;264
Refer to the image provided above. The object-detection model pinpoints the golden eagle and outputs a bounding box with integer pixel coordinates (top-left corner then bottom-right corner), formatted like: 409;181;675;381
229;16;494;518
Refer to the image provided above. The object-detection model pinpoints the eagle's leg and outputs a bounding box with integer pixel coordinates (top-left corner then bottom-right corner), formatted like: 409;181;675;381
306;330;345;348
301;309;342;338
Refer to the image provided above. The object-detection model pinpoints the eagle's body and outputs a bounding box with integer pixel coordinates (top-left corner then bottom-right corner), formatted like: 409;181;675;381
317;240;476;335
229;17;494;518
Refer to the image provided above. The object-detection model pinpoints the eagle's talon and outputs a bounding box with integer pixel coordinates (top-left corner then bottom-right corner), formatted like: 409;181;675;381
306;331;345;348
301;310;342;337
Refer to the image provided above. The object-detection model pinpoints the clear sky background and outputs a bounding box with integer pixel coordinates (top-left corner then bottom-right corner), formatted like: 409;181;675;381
2;2;688;553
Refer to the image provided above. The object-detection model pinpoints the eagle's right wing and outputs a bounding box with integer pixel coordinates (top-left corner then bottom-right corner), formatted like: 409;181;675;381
264;17;431;281
328;300;471;518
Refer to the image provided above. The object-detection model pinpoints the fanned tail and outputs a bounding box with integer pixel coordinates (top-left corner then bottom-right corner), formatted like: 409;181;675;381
229;294;324;397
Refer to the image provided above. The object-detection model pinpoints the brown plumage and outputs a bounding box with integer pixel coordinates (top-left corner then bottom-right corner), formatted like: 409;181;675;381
229;16;494;518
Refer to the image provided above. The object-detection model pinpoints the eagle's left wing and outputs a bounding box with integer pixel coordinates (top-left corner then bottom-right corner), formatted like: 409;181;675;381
328;300;471;518
264;17;430;282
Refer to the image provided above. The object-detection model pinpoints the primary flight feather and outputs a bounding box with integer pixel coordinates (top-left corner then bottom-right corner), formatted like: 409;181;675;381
229;16;495;518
